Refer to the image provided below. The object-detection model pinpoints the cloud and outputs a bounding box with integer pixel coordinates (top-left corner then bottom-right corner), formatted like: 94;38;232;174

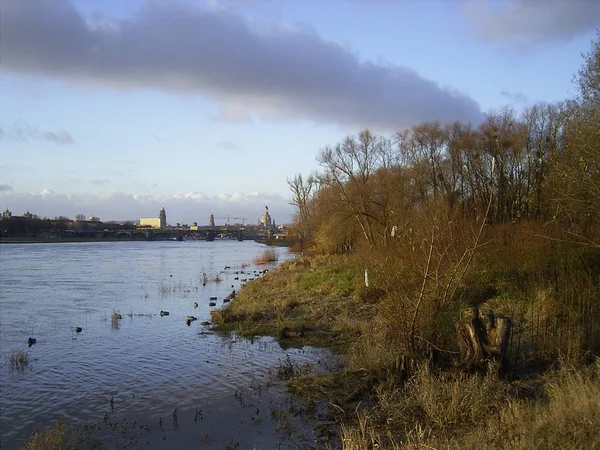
151;134;169;143
0;188;295;224
42;130;75;145
1;120;74;145
500;89;528;104
216;140;239;150
464;0;600;47
90;179;111;185
0;185;13;192
3;0;483;129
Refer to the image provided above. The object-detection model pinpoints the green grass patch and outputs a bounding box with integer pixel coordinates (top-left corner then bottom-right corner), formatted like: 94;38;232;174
210;255;373;350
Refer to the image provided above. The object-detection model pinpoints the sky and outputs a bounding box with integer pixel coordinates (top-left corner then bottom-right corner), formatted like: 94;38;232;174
1;0;598;225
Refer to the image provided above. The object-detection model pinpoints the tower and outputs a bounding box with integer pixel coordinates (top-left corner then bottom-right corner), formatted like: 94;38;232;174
260;205;272;228
159;206;166;229
209;213;215;228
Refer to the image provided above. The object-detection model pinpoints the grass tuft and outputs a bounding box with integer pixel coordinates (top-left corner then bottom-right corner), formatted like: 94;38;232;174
253;248;279;265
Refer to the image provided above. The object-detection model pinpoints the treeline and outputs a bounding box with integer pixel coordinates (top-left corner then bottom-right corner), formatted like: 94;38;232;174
290;33;599;254
289;102;597;254
287;32;599;363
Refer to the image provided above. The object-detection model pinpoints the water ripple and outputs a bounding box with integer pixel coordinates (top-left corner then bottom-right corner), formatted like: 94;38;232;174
0;241;317;449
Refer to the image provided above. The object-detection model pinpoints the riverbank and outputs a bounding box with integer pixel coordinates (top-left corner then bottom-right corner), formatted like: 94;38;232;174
210;253;600;449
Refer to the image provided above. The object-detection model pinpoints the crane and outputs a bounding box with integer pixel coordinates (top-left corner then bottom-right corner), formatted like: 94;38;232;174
214;216;248;225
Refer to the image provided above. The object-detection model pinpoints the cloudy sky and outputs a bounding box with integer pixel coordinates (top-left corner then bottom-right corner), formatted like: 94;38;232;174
1;0;598;224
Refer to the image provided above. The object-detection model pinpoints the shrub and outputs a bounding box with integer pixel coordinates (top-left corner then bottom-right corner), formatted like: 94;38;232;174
253;248;279;265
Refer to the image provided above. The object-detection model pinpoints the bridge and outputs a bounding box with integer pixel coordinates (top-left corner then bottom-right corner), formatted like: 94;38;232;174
103;225;272;242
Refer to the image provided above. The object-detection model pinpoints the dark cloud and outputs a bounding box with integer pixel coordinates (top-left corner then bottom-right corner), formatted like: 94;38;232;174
464;0;600;46
3;0;483;129
0;185;13;192
500;89;528;104
1;121;74;145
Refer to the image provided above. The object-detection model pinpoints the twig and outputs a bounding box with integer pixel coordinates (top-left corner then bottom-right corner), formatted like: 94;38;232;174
415;335;460;354
410;227;435;353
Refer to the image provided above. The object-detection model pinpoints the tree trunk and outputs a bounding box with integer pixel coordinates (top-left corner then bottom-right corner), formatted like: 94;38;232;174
456;308;511;372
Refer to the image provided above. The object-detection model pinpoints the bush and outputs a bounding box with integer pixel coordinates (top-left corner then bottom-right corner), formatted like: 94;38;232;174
253;248;279;265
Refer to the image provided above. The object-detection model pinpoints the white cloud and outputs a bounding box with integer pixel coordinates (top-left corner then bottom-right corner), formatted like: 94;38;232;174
0;188;294;224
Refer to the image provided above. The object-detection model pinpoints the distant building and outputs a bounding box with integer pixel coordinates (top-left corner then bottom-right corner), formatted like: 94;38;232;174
139;206;167;229
2;209;12;219
209;213;215;227
259;205;273;229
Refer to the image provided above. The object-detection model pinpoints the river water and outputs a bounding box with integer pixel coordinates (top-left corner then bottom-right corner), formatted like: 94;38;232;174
0;241;334;449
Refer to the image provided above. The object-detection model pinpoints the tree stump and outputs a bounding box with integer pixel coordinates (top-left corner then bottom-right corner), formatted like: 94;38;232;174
456;308;511;372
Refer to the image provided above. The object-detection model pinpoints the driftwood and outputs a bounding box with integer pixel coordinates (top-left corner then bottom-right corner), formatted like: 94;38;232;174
456;308;511;372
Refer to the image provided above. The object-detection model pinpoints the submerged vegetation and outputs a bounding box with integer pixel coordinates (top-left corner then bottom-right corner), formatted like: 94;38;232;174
212;33;600;449
9;349;30;372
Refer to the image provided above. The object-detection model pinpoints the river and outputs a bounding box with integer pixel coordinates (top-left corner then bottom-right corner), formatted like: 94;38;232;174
0;241;334;449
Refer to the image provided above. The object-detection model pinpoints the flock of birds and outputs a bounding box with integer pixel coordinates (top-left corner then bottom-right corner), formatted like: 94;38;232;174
26;267;271;346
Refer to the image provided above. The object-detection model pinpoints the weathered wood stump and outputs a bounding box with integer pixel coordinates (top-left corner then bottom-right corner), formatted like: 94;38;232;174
456;308;511;372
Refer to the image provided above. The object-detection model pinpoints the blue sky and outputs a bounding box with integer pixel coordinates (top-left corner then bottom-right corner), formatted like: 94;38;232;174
1;0;598;224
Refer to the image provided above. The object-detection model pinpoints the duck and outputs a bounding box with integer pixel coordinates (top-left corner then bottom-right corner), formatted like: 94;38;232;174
193;302;198;308
28;337;37;347
160;310;170;316
75;327;83;333
185;316;197;326
200;321;210;326
208;302;216;307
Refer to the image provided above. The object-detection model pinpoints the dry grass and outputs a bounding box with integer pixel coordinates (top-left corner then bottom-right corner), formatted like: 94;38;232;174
209;226;599;449
23;419;72;450
339;359;600;450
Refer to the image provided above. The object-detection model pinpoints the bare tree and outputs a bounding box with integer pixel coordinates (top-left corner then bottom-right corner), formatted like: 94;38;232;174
317;129;386;248
287;173;318;244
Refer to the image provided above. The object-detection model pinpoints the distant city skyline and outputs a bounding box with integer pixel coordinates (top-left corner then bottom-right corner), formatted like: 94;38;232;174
1;0;598;222
2;203;279;227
